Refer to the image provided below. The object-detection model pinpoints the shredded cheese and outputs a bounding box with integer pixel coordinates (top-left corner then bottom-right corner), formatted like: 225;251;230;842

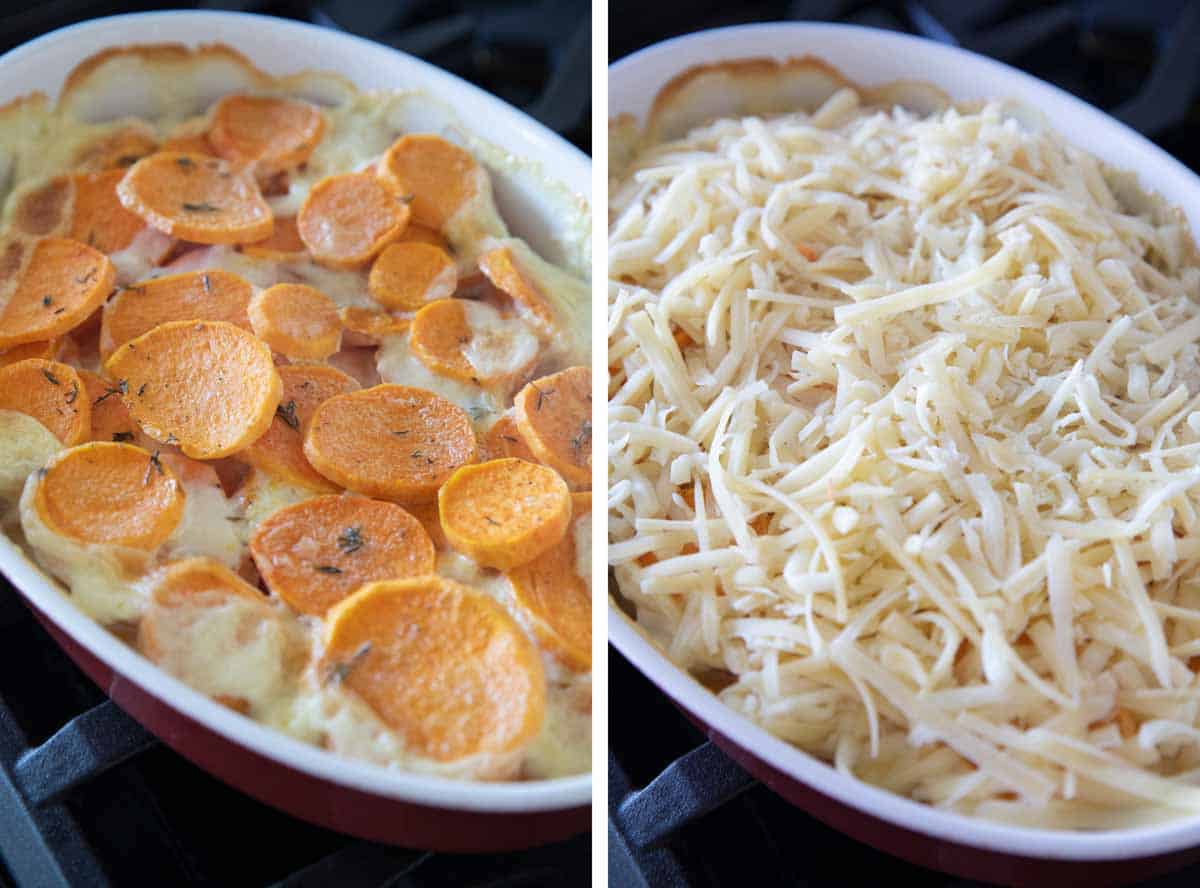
609;90;1200;825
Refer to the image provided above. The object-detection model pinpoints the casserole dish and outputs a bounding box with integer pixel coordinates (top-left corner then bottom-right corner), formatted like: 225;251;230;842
609;22;1200;883
0;9;591;852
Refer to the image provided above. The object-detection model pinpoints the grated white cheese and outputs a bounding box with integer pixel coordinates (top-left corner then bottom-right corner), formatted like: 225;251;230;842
609;90;1200;825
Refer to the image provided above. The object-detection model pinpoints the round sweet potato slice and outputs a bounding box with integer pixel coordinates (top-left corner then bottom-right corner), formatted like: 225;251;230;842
248;283;341;361
513;366;591;488
208;95;325;172
0;340;59;369
240;215;305;260
437;458;570;570
79;369;148;446
303;384;476;503
72;125;159;171
117;152;273;245
397;223;449;251
319;577;545;762
0;359;89;445
69;169;147;253
99;269;253;360
238;364;359;492
297;171;409;268
478;245;559;339
367;242;457;312
0;238;115;350
104;320;281;460
479;414;539;463
250;494;435;617
507;491;591;670
161;132;216;156
409;298;538;388
339;306;409;345
31;441;184;549
376;134;481;230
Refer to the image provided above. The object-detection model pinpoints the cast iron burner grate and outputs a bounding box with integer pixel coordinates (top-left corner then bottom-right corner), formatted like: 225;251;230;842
609;1;1200;885
0;3;590;885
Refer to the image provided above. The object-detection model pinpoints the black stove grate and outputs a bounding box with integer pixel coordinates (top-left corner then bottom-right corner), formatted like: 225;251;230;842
609;2;1200;885
0;3;590;885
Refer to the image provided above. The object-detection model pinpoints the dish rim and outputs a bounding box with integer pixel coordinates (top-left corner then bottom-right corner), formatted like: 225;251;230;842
0;8;591;814
609;20;1200;858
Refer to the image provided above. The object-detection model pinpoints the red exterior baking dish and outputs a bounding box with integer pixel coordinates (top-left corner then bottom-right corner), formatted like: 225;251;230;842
0;10;591;852
610;22;1200;885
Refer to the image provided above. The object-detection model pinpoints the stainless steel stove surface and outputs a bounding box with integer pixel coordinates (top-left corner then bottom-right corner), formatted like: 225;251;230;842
0;3;590;885
608;2;1200;886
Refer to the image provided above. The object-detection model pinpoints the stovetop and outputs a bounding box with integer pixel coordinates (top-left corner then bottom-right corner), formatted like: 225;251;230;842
0;3;590;886
608;2;1200;886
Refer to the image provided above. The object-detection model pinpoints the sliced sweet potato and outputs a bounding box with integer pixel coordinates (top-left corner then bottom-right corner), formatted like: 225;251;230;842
479;414;538;463
149;556;263;608
99;269;253;360
250;494;435;617
319;577;545;761
31;441;184;549
367;242;456;312
0;340;58;368
0;359;89;445
297;171;409;268
117;152;273;245
437;458;570;570
409;298;538;388
397;223;449;251
248;283;341;361
376;134;481;230
161;133;216;156
13;178;71;237
79;369;147;446
339;306;409;345
478;246;559;339
507;491;591;670
303;384;476;502
0;238;115;350
104;320;281;460
513;366;591;488
240;215;305;260
72;125;159;171
69;169;148;253
238;364;359;491
403;499;448;550
208;95;325;172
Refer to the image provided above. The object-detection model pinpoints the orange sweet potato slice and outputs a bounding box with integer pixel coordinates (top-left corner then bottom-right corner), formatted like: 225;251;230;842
13;178;72;237
397;223;449;251
72;125;159;171
514;367;591;488
149;556;263;608
478;246;559;339
79;369;148;446
367;242;456;312
248;283;341;361
479;414;539;463
303;384;476;503
99;269;253;360
339;306;409;345
116;152;273;245
376;134;481;230
69;169;148;253
250;494;435;617
437;458;570;570
240;215;305;260
0;359;89;444
319;577;545;761
297;171;409;269
31;441;184;549
0;340;59;369
161;132;216;156
238;364;359;492
409;298;537;387
402;500;448;550
208;95;325;172
507;491;591;671
104;320;281;460
0;238;115;350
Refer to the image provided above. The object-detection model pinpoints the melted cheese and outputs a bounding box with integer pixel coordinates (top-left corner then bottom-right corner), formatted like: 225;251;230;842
0;411;61;512
460;300;539;383
166;479;242;568
377;332;498;425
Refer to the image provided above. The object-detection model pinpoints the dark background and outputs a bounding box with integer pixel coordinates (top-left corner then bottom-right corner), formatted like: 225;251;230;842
0;2;590;886
608;2;1200;886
